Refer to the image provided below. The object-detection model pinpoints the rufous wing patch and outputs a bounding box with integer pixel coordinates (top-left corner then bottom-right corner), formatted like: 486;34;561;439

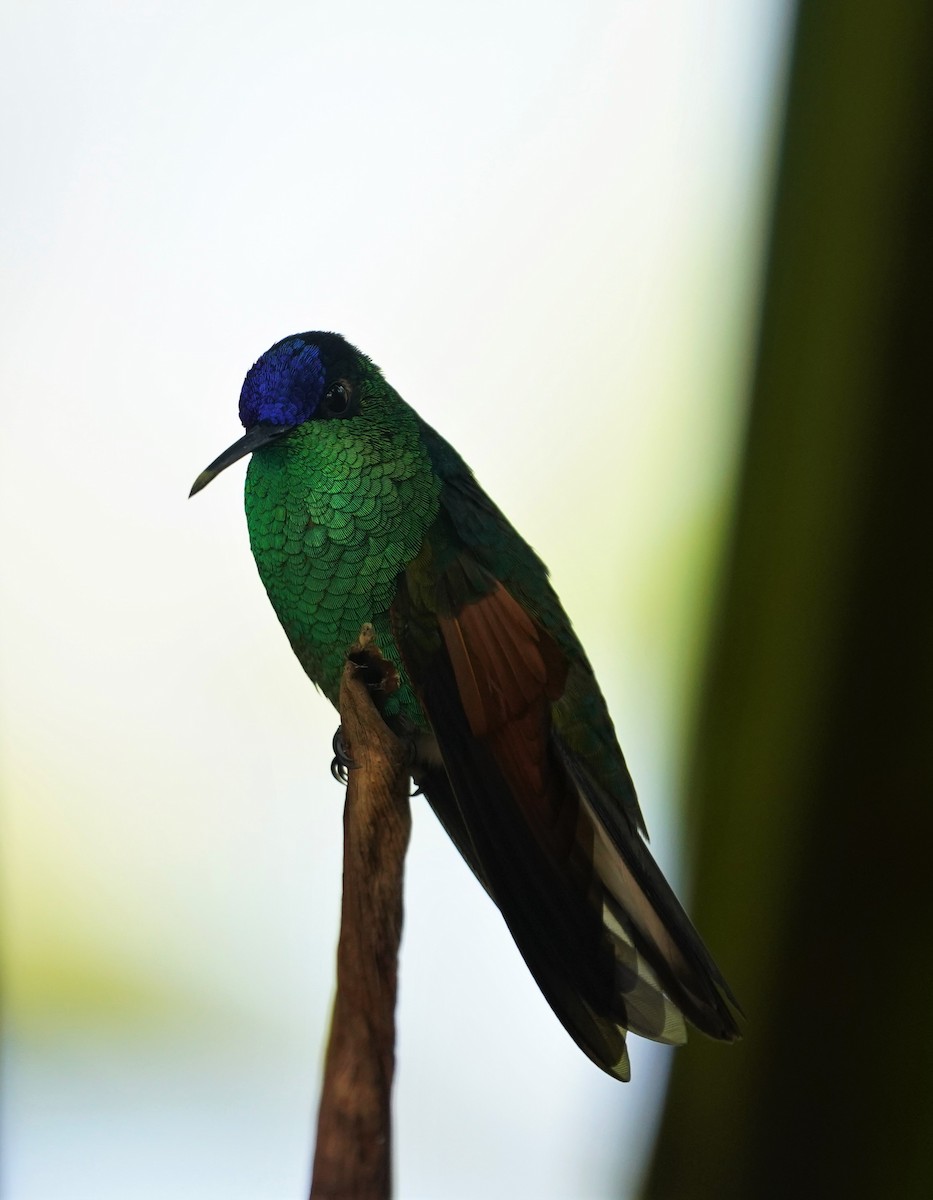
438;583;574;848
437;582;566;735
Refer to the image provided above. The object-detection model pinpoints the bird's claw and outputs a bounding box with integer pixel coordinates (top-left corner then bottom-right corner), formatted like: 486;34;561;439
403;735;424;796
330;725;357;785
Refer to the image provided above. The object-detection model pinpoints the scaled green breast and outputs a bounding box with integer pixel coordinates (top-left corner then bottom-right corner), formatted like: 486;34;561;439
244;417;440;719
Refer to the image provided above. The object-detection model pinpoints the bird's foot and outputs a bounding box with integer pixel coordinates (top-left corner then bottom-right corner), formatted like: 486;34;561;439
346;630;399;706
330;724;357;785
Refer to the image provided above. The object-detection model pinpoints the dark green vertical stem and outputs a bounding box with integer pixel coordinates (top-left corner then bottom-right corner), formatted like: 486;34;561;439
644;3;933;1197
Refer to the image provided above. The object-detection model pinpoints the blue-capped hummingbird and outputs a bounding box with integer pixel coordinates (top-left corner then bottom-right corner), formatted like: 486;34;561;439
191;331;740;1080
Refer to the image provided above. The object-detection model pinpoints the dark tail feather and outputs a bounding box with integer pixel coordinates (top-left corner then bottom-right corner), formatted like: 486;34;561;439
418;714;635;1080
417;651;742;1080
556;741;743;1042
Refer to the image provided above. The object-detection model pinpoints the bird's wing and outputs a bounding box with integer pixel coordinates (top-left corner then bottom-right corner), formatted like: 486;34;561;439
417;423;649;836
392;435;740;1075
393;541;740;1080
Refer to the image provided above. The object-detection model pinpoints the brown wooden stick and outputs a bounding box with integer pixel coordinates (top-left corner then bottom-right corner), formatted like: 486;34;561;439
310;630;411;1200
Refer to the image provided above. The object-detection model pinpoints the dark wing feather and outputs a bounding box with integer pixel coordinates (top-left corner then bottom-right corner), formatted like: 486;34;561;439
555;743;742;1039
395;427;741;1076
409;605;636;1079
395;559;725;1080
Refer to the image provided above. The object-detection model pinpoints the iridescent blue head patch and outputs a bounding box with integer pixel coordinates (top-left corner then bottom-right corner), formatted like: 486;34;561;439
238;338;326;429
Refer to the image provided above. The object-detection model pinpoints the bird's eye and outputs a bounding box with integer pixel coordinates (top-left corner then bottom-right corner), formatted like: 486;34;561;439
323;381;352;417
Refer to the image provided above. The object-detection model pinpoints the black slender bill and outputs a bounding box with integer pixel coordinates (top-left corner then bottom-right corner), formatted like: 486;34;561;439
189;423;289;496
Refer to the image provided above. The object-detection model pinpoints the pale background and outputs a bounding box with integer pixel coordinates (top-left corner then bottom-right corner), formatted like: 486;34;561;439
1;3;789;1197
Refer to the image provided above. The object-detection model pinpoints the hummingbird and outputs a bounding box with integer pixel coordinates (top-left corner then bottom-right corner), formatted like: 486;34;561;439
190;331;740;1080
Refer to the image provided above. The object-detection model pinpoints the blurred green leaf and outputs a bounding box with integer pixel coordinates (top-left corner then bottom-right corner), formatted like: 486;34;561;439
645;3;933;1197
